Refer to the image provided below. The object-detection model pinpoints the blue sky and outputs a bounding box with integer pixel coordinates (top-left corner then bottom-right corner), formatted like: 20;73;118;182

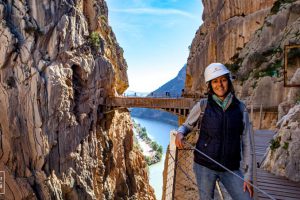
106;0;203;93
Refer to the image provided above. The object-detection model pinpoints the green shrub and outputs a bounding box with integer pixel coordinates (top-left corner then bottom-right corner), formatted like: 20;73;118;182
253;60;281;78
271;0;296;14
283;142;289;150
226;55;243;75
140;132;147;139
297;96;300;104
145;156;151;165
100;15;107;23
151;141;159;151
262;47;283;57
225;63;240;73
270;137;281;151
89;32;101;49
141;127;146;133
155;151;162;160
249;52;267;68
157;146;163;154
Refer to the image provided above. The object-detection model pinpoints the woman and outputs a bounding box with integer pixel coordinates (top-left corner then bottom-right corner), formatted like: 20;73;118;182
175;63;253;200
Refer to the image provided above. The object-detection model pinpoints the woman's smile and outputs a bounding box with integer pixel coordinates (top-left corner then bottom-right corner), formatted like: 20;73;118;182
211;75;229;100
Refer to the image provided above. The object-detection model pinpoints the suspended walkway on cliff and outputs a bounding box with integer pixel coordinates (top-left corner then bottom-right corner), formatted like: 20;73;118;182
105;96;196;117
163;130;300;200
105;96;278;117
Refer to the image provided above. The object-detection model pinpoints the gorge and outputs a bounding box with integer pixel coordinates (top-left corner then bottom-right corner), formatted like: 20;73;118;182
0;0;300;200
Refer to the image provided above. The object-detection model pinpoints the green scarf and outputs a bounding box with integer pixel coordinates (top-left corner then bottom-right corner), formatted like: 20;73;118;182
212;93;233;111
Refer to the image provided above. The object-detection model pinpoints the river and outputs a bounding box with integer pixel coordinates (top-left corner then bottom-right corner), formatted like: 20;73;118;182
132;117;177;200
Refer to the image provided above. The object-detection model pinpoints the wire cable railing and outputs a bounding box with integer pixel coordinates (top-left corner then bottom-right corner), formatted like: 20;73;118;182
163;130;277;200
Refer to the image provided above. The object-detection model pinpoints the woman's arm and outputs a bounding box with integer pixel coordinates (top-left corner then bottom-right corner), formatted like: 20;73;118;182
177;101;202;136
241;107;253;181
241;103;254;197
176;100;203;149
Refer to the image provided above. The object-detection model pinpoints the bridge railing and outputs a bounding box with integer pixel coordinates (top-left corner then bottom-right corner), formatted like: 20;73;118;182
123;92;183;98
163;131;228;200
106;97;196;110
163;106;277;200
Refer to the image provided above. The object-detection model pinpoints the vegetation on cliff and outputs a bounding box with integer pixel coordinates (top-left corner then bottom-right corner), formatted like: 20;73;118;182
132;120;163;165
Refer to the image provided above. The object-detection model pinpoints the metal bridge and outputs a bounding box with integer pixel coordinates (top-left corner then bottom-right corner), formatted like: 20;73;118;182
105;96;278;117
106;96;196;117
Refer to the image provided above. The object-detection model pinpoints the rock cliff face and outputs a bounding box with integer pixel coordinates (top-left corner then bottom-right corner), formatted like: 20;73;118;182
262;103;300;182
184;0;300;182
186;0;300;129
261;68;300;181
0;0;154;199
186;0;276;96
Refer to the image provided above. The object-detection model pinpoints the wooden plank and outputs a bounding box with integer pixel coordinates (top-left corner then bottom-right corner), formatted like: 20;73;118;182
253;130;300;200
257;182;300;193
256;190;300;199
256;172;300;185
256;171;297;180
257;180;300;187
256;175;297;183
256;185;300;195
257;193;296;200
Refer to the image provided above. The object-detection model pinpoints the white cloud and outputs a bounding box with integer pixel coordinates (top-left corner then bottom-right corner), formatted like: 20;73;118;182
111;7;198;20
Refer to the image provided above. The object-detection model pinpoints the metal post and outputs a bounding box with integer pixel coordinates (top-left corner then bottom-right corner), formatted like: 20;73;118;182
172;148;178;200
216;180;225;200
250;122;258;200
259;104;263;129
251;104;254;123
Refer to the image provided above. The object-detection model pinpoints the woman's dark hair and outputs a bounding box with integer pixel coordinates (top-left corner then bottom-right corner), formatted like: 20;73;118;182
206;74;235;96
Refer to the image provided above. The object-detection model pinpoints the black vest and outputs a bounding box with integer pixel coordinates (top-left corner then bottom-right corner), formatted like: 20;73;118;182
194;95;244;171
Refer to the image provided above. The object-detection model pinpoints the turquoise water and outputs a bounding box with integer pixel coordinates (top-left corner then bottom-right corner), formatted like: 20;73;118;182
132;117;177;200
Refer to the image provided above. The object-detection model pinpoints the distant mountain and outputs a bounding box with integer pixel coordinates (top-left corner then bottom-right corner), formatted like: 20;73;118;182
125;90;149;97
148;64;186;98
130;64;186;125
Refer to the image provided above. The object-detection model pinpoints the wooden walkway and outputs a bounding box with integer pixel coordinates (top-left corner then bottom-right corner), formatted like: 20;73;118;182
105;97;278;117
254;130;300;200
106;97;196;117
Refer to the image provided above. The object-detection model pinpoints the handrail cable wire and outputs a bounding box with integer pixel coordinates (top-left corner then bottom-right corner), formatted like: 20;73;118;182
176;137;277;200
168;150;214;200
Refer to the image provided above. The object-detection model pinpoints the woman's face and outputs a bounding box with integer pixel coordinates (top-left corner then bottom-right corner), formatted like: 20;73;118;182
211;75;229;100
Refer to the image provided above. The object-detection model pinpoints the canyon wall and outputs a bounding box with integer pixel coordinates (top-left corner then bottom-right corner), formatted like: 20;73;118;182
186;0;300;129
183;0;300;183
0;0;154;199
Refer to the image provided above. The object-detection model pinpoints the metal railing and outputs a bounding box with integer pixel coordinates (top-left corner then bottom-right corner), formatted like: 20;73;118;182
163;127;277;200
163;131;229;200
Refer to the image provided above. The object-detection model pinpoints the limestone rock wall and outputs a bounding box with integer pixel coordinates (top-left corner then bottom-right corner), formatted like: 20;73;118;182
262;104;300;182
0;0;154;199
261;61;300;181
185;0;300;129
184;0;300;183
186;0;276;96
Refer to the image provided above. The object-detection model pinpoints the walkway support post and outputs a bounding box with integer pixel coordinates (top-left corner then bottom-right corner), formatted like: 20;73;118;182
170;132;177;200
259;104;263;129
216;180;225;200
251;104;254;123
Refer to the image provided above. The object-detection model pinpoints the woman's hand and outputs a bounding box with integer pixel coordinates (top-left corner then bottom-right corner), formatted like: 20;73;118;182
243;180;253;198
175;132;184;149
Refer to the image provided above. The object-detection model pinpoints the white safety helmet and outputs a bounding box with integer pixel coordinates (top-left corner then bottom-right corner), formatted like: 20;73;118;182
204;63;231;83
